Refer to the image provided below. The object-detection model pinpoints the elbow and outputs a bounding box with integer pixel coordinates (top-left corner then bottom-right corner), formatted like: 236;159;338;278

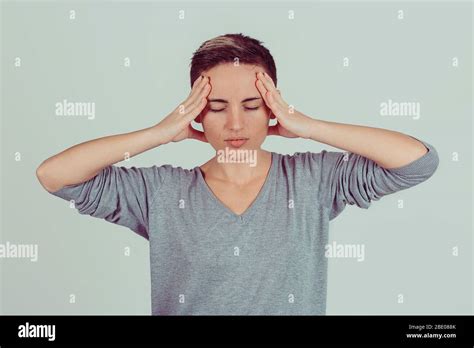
417;146;440;182
36;161;63;193
418;140;440;177
425;144;440;177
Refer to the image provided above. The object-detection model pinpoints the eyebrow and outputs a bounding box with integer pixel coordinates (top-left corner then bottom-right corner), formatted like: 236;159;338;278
208;97;261;103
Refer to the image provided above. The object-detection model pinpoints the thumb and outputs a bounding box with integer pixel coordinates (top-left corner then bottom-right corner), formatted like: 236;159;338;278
188;124;208;143
267;124;280;136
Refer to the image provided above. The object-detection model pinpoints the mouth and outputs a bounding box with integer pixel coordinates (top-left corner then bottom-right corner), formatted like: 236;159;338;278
225;137;248;148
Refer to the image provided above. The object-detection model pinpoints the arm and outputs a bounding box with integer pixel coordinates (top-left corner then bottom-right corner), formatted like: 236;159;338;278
256;70;429;169
36;125;164;193
36;75;211;192
37;76;211;238
308;138;439;220
309;126;439;219
256;71;439;220
307;120;429;169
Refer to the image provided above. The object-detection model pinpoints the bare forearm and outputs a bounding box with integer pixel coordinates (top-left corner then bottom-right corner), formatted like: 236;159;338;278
37;124;164;192
308;119;428;169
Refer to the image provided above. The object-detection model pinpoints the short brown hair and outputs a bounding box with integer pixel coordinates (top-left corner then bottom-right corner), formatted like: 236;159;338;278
189;33;277;88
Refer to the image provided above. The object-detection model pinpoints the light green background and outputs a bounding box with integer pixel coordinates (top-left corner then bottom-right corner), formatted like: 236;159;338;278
1;0;472;314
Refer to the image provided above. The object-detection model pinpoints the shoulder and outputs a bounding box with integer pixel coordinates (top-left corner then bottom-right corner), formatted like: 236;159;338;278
145;163;200;186
274;150;341;169
98;163;199;191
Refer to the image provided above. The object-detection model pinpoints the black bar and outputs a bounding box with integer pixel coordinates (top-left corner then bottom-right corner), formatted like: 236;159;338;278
0;315;472;346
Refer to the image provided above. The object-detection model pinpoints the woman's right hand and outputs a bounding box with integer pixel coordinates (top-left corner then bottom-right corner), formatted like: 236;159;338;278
154;75;211;145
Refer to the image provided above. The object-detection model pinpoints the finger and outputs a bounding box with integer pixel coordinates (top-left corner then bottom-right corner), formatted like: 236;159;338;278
256;76;283;114
192;75;203;89
257;72;278;94
263;71;276;88
187;80;211;114
186;75;203;99
258;72;287;108
267;91;280;108
257;79;284;121
183;76;208;113
184;76;210;109
187;81;210;112
183;97;208;123
256;78;270;106
180;81;211;118
266;89;287;120
189;75;207;95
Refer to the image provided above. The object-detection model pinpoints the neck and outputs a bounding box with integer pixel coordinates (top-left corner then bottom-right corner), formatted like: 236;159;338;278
201;149;272;185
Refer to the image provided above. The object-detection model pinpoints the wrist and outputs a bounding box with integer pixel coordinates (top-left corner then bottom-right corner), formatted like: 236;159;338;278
147;124;169;147
307;118;326;142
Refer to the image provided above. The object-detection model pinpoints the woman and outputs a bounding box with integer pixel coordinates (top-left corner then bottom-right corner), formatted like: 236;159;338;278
36;33;439;315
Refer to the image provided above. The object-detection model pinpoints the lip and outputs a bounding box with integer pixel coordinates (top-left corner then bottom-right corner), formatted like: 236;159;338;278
225;138;248;148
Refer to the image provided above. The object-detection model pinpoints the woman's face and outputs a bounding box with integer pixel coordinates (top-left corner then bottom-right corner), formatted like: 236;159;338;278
197;63;272;152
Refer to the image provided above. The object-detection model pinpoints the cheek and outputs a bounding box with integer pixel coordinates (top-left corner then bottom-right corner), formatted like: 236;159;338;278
201;115;223;135
252;109;271;126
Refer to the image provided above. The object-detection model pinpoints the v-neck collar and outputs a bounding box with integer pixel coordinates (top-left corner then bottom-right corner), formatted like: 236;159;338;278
196;151;276;223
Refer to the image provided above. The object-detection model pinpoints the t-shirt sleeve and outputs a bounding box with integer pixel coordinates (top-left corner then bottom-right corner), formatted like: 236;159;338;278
48;164;173;239
308;136;440;221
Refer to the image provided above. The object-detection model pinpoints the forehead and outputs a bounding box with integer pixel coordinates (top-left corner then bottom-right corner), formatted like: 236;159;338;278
205;63;263;98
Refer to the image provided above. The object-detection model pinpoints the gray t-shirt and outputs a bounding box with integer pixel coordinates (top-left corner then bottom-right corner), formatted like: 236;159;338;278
50;136;439;315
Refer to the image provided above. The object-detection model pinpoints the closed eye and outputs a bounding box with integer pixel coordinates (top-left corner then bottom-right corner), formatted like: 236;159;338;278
209;107;260;113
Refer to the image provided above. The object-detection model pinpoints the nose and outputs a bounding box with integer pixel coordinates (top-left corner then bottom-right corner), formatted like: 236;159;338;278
226;108;244;131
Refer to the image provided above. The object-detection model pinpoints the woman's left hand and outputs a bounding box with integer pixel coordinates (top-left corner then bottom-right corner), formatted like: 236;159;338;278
256;71;315;139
